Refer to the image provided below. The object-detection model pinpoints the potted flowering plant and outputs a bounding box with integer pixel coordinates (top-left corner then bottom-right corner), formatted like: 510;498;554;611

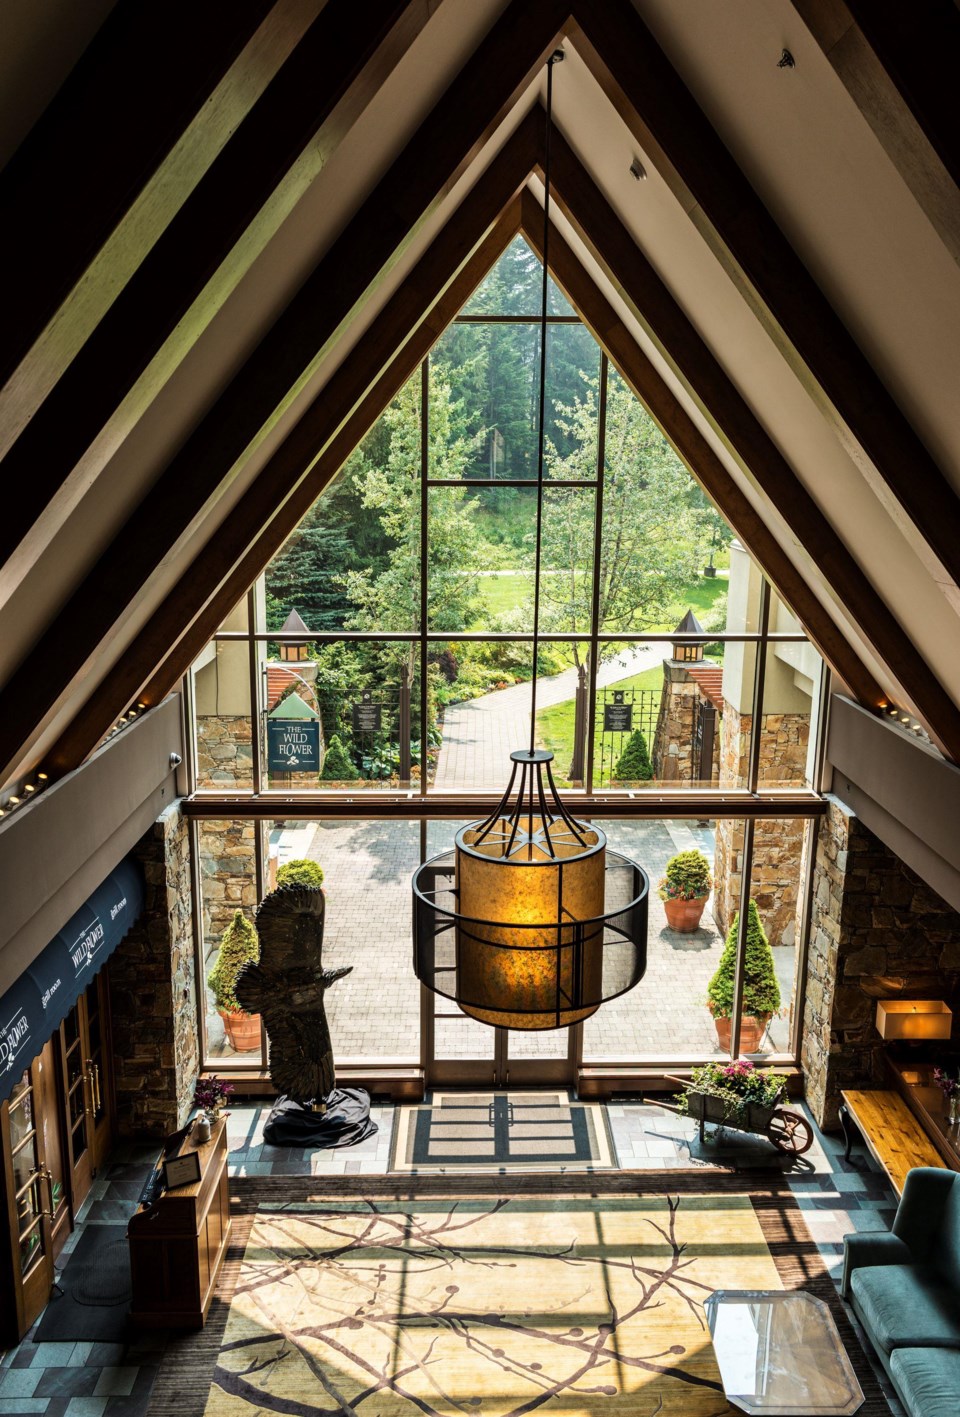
933;1065;960;1124
658;849;712;932
675;1058;785;1128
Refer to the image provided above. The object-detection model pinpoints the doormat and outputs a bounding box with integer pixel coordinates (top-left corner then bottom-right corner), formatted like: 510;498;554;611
34;1224;133;1344
146;1172;890;1417
389;1090;618;1172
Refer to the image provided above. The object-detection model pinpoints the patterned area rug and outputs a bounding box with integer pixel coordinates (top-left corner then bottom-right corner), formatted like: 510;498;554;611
389;1091;618;1172
148;1174;890;1417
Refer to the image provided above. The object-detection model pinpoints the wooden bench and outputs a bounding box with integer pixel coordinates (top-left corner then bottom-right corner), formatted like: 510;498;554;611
840;1088;945;1197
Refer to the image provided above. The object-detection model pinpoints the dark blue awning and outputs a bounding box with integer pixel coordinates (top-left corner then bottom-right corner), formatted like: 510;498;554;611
0;857;144;1102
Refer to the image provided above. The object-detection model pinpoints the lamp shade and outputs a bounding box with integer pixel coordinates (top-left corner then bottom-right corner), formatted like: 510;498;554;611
875;1000;952;1041
412;751;649;1031
455;815;606;1029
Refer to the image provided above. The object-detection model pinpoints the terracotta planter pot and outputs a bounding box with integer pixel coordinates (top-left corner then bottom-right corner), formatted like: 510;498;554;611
663;896;708;932
219;1009;261;1052
711;1011;772;1054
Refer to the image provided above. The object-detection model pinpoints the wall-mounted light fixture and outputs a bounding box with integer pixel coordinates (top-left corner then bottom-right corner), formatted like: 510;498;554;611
629;156;647;181
876;1000;952;1042
777;49;795;69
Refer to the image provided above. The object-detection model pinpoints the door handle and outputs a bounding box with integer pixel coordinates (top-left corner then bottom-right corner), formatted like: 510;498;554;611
86;1060;101;1112
40;1168;56;1221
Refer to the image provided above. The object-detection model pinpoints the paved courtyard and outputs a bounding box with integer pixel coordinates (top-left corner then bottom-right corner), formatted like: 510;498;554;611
207;817;797;1064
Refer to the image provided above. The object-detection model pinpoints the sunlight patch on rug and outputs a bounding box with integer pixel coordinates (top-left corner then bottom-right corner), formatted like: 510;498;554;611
205;1194;781;1416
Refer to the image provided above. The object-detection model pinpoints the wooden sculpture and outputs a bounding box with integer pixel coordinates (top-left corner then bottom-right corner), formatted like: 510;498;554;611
234;884;349;1110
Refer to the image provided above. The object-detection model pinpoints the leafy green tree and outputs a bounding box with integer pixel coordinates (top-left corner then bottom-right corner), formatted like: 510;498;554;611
208;911;259;1015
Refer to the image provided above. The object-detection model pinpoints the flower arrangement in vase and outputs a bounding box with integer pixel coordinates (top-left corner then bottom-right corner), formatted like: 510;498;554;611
933;1065;960;1125
194;1075;234;1131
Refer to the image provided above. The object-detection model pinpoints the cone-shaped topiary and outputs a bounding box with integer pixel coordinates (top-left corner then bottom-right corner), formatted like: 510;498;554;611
706;900;781;1020
276;858;324;889
613;729;653;782
321;734;356;780
659;849;712;901
208;910;259;1015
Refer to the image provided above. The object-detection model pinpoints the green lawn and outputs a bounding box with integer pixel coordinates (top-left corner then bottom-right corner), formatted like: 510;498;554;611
537;662;665;783
472;569;728;632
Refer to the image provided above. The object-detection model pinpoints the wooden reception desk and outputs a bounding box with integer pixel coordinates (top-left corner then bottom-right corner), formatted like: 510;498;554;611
128;1118;231;1328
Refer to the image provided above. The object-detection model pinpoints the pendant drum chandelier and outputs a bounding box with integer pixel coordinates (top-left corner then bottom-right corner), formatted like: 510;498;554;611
412;53;649;1030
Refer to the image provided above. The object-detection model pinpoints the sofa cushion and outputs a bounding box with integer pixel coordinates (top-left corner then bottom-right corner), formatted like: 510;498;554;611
851;1265;960;1353
891;1347;960;1417
934;1179;960;1292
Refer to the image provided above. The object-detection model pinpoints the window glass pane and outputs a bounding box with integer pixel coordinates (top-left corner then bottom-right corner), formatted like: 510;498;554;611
723;817;811;1059
192;603;254;790
262;643;421;792
429;642;541;793
460;233;574;316
582;818;727;1061
266;385;421;636
757;625;823;790
284;819;421;1064
199;819;261;1065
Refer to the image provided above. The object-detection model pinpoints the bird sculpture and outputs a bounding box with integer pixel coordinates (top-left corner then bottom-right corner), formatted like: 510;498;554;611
235;883;349;1110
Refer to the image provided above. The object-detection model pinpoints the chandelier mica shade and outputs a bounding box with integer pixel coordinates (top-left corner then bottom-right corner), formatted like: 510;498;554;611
413;751;649;1030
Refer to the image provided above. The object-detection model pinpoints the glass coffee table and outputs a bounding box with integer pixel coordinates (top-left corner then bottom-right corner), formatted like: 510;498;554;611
705;1290;864;1415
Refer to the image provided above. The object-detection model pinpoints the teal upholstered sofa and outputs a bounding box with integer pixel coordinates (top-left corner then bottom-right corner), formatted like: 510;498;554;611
843;1167;960;1417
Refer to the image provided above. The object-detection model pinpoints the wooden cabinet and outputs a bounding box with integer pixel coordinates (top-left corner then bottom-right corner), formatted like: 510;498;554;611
128;1119;231;1328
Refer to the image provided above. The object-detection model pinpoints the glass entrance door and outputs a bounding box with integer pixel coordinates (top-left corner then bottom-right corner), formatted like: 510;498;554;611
2;1063;56;1342
425;993;577;1089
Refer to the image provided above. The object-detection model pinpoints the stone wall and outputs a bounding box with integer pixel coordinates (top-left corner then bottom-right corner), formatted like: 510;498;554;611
196;714;253;788
199;819;258;949
651;662;720;784
803;798;960;1129
109;802;199;1137
713;704;810;939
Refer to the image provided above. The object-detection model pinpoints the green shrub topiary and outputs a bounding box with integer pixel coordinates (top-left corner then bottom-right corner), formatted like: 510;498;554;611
208;910;259;1015
320;734;356;780
706;900;781;1020
613;729;653;782
276;858;325;889
659;849;712;902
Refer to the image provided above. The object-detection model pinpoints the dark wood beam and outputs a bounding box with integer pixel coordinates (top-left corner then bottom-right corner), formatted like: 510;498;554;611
519;190;884;709
790;0;960;266
0;0;569;782
0;0;429;565
571;0;960;588
0;0;275;388
844;0;960;191
545;130;960;761
43;177;529;774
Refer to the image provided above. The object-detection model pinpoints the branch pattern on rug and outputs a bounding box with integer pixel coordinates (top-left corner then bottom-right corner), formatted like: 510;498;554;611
206;1193;783;1415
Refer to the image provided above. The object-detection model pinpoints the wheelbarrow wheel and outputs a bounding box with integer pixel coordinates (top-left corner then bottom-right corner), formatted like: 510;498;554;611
768;1108;814;1155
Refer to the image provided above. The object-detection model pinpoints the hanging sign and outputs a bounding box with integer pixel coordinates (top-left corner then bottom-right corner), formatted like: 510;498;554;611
352;692;382;735
267;719;320;773
603;691;633;733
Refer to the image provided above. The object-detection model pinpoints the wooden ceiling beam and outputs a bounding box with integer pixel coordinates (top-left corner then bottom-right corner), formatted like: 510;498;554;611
844;0;960;191
0;0;275;389
47;202;524;774
0;0;429;565
790;0;960;267
519;190;884;709
0;0;569;782
545;129;960;761
571;0;960;589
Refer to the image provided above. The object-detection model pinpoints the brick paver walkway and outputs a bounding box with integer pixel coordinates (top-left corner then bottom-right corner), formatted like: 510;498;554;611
434;644;660;790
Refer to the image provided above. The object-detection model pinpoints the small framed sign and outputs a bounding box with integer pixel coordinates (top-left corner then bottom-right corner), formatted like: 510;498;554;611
162;1150;202;1190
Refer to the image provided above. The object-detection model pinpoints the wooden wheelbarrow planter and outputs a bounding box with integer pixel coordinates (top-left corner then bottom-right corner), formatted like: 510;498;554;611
664;1077;814;1155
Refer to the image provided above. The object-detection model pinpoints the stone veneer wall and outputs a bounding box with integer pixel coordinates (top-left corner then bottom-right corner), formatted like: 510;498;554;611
200;819;258;949
802;798;960;1129
109;802;199;1137
713;704;810;939
196;714;253;788
651;662;720;784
